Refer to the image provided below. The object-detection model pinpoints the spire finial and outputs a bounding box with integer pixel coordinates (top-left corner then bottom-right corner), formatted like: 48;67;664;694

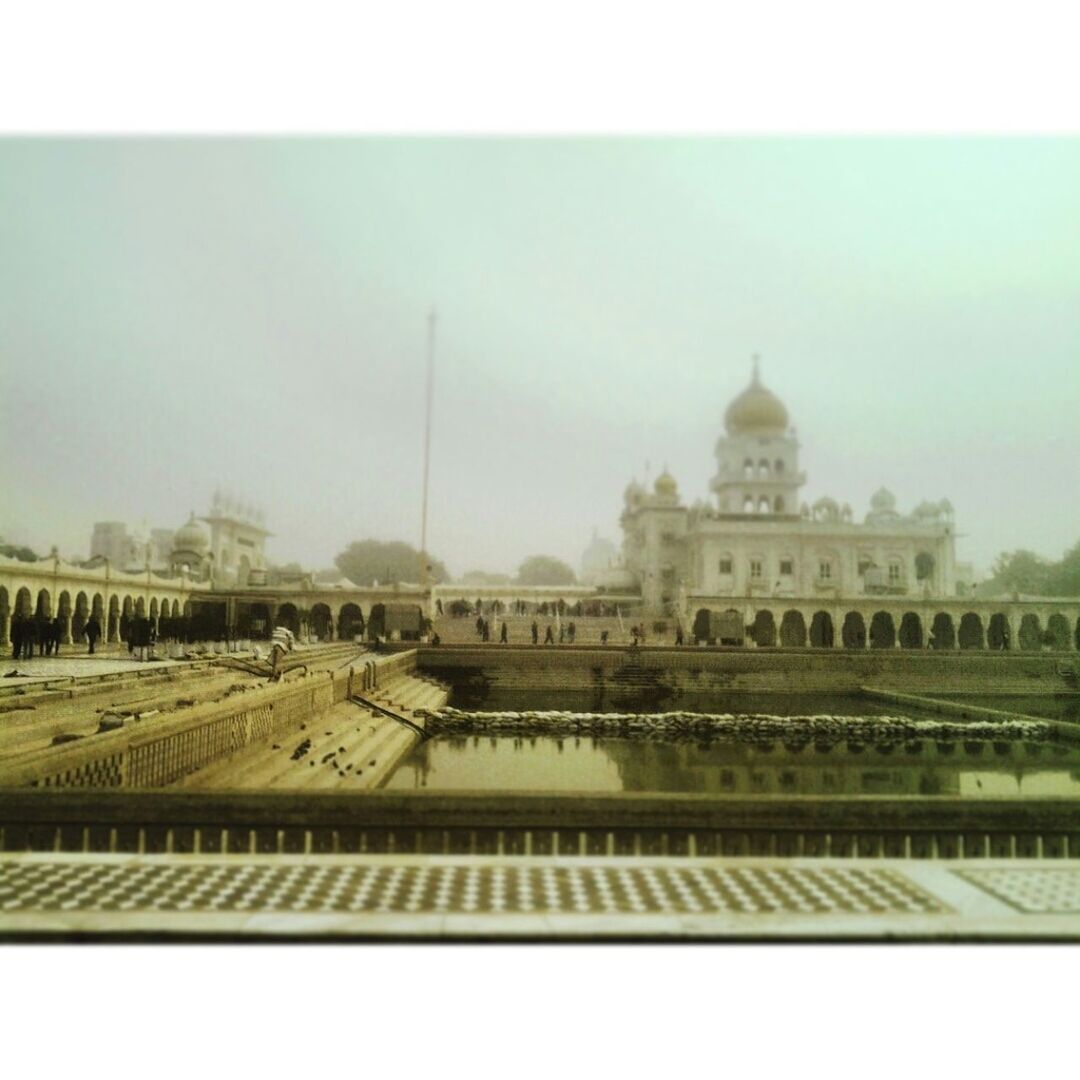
751;353;761;384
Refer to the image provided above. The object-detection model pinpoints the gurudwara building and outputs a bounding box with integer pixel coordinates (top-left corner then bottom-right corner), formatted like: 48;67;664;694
617;361;965;618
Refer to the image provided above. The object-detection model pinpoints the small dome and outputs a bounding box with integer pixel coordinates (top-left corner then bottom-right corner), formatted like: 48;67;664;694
870;487;896;511
654;469;678;497
173;513;209;554
724;359;789;435
623;479;645;503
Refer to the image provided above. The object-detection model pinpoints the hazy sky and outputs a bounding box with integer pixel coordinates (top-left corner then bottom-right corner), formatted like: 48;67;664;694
1;138;1077;579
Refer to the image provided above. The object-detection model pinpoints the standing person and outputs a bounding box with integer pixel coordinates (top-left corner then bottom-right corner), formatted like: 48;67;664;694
26;616;40;659
558;625;565;644
482;619;490;642
269;624;295;682
85;614;101;655
600;629;609;645
675;625;684;647
35;612;50;656
11;615;23;660
500;621;508;644
531;620;539;645
475;614;484;638
51;616;64;657
568;621;576;644
544;624;554;645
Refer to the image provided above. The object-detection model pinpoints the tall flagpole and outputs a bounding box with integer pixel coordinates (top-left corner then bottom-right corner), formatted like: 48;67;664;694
420;308;436;592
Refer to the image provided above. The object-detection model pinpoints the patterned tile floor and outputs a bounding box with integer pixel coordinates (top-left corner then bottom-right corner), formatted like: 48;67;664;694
4;854;1080;938
958;867;1080;913
0;859;942;916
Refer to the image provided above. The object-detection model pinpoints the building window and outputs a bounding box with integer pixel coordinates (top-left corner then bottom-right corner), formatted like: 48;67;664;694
779;559;794;576
888;561;902;584
758;496;771;514
758;459;770;477
774;495;785;513
858;556;873;576
750;559;763;580
743;495;754;513
775;459;785;474
660;531;676;544
743;459;754;479
818;560;832;580
719;558;733;574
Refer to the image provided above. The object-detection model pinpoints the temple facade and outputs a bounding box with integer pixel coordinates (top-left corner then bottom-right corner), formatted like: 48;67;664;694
618;360;962;615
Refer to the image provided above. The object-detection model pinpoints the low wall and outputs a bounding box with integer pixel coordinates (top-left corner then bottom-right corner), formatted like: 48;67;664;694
2;788;1080;860
416;645;1073;706
0;651;417;789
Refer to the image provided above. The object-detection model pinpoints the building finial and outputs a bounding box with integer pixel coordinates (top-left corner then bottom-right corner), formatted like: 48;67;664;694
751;354;761;385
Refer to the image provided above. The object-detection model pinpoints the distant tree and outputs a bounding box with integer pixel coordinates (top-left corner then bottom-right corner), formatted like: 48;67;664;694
273;561;306;575
459;570;512;586
334;539;449;586
0;543;39;562
990;550;1053;595
516;555;577;587
1046;540;1080;597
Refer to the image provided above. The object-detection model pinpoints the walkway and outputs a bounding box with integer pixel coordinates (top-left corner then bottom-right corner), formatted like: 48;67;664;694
1;852;1077;939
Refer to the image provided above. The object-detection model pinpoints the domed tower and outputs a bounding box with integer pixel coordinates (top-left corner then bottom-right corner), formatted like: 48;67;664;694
170;513;210;579
710;358;805;517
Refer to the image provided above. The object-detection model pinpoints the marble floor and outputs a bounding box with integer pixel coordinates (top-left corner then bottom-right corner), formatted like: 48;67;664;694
2;852;1079;939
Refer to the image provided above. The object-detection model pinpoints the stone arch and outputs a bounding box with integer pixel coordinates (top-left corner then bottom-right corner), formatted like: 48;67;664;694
276;602;300;634
774;495;785;513
869;611;895;649
57;590;73;643
1046;613;1070;651
842;611;866;649
958;612;984;650
149;597;159;631
774;458;785;475
987;612;1010;651
751;609;776;647
743;458;754;479
311;602;334;641
757;496;771;514
757;459;770;478
242;602;271;639
73;591;90;642
108;595;120;642
0;586;9;645
915;551;935;583
780;610;807;647
898;612;922;649
120;595;135;642
338;603;365;640
743;494;754;513
35;588;52;619
692;608;712;644
930;612;955;650
1018;613;1042;652
15;587;33;618
809;610;834;647
171;599;180;618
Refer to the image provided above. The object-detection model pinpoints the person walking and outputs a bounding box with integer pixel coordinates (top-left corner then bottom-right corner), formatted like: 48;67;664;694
269;624;296;682
86;615;101;655
544;625;554;645
558;625;565;644
531;620;539;645
500;621;508;644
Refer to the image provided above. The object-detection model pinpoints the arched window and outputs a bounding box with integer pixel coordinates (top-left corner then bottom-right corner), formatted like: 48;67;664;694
743;459;754;479
743;494;755;513
774;495;785;513
888;559;903;585
758;496;771;514
757;459;770;478
774;459;785;474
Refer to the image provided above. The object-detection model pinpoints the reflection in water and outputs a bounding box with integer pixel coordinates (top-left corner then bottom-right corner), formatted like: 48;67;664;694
383;734;1080;797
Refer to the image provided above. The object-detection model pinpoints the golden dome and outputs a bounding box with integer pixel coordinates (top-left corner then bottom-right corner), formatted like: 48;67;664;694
724;358;789;435
654;468;678;497
173;513;209;554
